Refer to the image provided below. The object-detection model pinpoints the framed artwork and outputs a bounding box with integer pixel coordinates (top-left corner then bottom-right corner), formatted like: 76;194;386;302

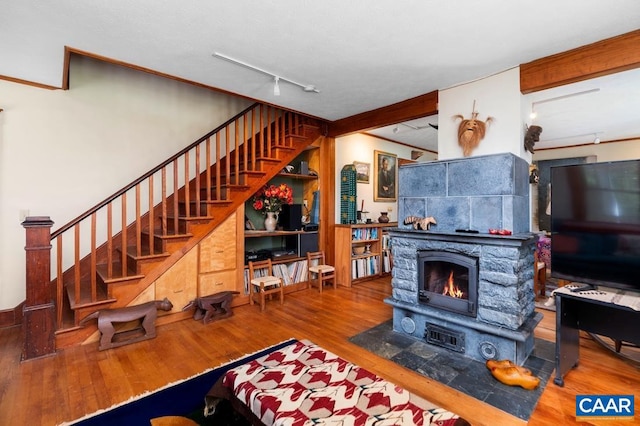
374;150;398;201
353;161;370;183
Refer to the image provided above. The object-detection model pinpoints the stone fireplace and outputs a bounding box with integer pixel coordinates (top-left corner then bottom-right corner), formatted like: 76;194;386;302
386;153;541;365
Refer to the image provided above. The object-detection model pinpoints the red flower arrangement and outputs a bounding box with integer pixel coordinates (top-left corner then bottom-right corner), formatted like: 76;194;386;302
252;183;293;214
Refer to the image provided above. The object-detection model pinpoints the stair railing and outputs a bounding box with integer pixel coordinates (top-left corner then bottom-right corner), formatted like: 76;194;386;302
48;103;298;329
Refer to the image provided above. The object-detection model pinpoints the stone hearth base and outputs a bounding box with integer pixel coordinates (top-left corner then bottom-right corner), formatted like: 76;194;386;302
388;298;542;365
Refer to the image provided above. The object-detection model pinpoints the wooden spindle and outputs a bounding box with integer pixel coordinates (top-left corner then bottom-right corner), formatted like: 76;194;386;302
74;223;81;305
90;212;97;301
215;132;221;201
107;203;113;278
135;184;141;258
121;193;127;277
195;144;201;213
161;168;167;236
183;151;190;217
148;175;154;254
172;159;179;231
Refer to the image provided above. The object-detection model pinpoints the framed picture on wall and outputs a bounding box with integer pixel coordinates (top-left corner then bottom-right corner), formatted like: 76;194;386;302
353;161;370;183
374;150;397;201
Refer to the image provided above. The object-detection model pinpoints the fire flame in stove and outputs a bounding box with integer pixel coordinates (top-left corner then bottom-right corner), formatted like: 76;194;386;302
443;271;464;298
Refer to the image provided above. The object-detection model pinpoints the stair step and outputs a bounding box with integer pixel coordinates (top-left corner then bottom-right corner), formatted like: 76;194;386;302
96;262;145;284
199;184;249;199
124;245;170;260
208;170;266;186
165;214;214;223
65;279;114;310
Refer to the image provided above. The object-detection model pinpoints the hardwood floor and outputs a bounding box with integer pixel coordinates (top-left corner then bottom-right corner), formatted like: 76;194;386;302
0;277;638;425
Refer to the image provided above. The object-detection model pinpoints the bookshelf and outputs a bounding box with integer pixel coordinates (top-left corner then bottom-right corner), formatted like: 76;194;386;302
243;230;317;294
334;222;396;287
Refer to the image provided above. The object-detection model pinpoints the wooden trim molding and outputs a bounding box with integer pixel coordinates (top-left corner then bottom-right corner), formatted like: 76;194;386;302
520;30;640;93
0;74;59;90
329;91;438;138
0;302;24;328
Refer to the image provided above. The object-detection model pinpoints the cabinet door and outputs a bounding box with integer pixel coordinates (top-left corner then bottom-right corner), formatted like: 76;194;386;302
200;213;237;272
199;269;238;295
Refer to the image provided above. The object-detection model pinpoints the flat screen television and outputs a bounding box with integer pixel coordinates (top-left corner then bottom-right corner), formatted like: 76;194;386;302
550;159;640;293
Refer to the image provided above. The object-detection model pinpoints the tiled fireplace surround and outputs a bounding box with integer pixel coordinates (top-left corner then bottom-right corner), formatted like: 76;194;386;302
386;153;542;365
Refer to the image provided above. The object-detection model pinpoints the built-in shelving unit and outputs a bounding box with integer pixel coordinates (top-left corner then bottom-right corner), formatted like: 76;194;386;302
334;222;396;287
242;145;322;295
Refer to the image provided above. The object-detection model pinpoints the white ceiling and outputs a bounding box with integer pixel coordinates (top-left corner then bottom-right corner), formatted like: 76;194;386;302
2;1;640;151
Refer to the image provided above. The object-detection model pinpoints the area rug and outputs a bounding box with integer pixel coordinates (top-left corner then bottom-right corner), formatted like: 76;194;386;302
61;339;297;426
349;320;555;421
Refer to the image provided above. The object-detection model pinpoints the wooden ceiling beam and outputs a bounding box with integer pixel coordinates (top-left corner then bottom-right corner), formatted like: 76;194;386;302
520;30;640;94
328;91;438;138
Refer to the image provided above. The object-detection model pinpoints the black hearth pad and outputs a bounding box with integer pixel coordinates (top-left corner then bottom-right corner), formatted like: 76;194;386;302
349;320;555;421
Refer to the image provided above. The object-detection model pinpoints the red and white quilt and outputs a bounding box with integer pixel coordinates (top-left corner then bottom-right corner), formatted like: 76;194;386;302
222;339;466;426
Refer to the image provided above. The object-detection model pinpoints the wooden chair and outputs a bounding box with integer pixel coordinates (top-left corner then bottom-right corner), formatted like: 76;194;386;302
533;250;547;298
307;251;336;293
248;259;284;311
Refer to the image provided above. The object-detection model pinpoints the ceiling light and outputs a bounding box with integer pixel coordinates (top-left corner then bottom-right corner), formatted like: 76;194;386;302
594;134;600;144
213;52;320;94
273;77;280;96
393;126;399;134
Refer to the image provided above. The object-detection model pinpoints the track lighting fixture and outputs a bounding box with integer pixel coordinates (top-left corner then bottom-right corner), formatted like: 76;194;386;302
530;88;599;121
213;52;319;94
397;122;438;131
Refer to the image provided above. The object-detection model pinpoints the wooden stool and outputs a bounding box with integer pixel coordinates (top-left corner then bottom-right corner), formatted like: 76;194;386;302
248;259;284;311
307;251;336;293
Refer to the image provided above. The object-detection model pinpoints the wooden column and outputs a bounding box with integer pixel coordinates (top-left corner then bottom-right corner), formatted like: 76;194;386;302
22;216;56;361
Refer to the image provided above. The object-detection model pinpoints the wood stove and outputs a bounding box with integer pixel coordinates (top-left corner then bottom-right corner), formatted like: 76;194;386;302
417;251;478;317
387;153;542;364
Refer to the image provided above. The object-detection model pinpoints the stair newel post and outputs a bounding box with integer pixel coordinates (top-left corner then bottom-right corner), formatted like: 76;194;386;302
22;216;56;361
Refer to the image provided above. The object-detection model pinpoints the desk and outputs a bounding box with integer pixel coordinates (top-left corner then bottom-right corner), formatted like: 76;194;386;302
554;288;640;386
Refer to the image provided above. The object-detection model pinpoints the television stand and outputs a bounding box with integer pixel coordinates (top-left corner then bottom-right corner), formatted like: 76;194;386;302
554;287;640;386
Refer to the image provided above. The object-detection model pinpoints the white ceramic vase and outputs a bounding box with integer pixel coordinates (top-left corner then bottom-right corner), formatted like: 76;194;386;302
264;212;278;232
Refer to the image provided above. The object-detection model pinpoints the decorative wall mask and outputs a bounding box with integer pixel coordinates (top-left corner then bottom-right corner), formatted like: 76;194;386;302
524;124;543;153
453;101;494;157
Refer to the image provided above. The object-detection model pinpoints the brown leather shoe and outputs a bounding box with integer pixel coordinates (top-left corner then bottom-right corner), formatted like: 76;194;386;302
487;365;540;390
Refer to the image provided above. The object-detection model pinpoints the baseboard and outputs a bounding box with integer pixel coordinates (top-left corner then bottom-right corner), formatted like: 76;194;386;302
0;301;24;328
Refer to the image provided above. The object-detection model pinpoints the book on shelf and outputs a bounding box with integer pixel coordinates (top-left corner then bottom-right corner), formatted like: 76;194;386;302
382;250;391;273
244;259;309;290
382;233;391;249
352;227;379;241
351;255;380;279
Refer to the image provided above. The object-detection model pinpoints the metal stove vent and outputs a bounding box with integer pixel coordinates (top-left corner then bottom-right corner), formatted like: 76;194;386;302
424;323;465;353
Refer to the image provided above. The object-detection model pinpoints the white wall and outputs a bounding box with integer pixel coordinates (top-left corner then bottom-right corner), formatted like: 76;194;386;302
334;133;425;224
0;56;251;309
438;67;529;161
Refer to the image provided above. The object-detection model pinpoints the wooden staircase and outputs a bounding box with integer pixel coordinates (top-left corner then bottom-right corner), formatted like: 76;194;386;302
44;103;325;349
